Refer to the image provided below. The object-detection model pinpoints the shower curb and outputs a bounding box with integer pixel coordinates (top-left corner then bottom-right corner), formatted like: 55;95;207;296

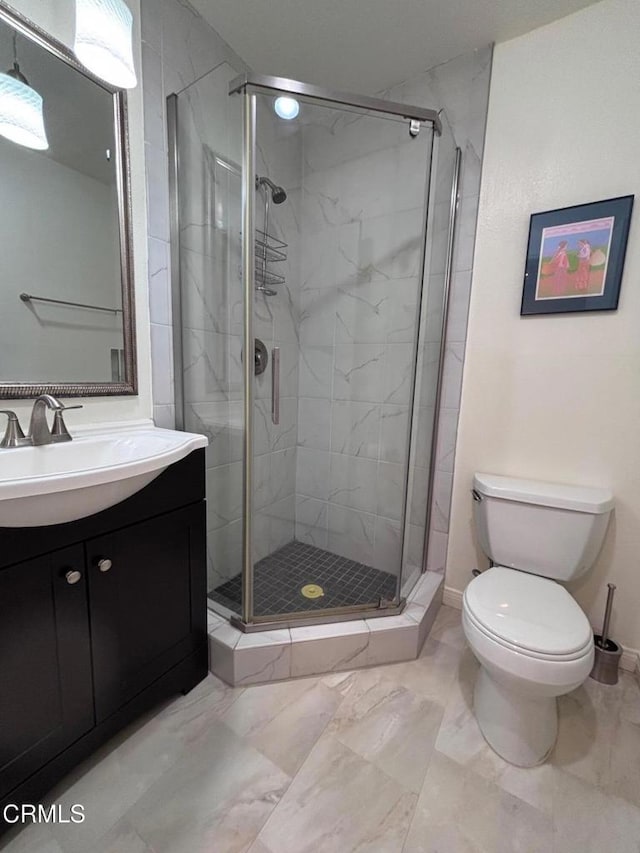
207;572;444;686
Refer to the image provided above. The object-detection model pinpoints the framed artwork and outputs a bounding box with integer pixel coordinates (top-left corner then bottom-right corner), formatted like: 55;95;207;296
521;195;634;315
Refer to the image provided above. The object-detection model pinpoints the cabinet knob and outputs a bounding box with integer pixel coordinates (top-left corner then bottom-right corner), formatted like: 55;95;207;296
97;558;112;573
65;569;82;585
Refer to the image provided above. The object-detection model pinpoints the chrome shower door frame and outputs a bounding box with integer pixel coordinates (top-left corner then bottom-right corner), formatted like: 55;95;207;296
230;76;453;632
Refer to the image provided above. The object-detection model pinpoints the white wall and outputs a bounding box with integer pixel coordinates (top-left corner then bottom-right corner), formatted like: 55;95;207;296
3;0;152;424
447;0;640;651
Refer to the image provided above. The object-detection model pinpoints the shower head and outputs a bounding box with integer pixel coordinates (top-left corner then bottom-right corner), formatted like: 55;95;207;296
256;175;287;204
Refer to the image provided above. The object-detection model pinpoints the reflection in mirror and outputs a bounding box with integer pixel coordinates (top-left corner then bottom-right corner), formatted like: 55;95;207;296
0;6;136;397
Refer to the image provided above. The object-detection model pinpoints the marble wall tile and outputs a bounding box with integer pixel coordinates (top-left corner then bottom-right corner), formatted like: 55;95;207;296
268;495;297;553
330;401;380;459
159;0;248;96
148;238;171;325
271;398;298;451
206;461;243;529
329;453;378;513
327;505;375;566
207;518;242;591
142;43;164;149
333;343;386;403
376;461;406;521
446;269;473;344
408;465;428;527
290;622;370;677
233;631;292;685
298;287;336;345
295;496;329;548
432;470;454;534
182;328;239;404
145;142;170;242
440;341;466;410
382;343;415;405
153;404;175;430
296;447;331;501
297;397;331;450
372;516;403;575
366;615;420;665
378;404;411;464
298;345;333;398
150;323;174;406
426;529;449;573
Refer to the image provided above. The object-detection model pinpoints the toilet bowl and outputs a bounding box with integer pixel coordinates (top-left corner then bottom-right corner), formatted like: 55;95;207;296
462;567;594;766
464;473;613;767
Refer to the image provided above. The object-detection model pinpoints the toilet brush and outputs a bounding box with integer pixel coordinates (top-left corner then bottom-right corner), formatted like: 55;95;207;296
590;583;623;685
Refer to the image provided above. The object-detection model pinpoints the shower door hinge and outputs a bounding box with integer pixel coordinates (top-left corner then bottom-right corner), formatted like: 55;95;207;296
409;119;421;137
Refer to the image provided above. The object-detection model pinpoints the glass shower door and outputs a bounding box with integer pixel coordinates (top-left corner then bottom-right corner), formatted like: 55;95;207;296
246;89;435;621
168;63;245;618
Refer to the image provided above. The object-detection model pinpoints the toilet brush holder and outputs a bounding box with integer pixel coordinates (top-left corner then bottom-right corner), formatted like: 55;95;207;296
590;582;622;685
590;635;622;685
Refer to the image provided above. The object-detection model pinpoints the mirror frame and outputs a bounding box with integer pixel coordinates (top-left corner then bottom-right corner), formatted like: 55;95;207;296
0;2;137;398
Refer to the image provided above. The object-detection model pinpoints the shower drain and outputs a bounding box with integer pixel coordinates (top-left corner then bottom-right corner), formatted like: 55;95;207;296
301;584;325;599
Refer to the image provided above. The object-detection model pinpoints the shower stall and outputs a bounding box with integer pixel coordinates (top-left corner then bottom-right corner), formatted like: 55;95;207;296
168;70;460;631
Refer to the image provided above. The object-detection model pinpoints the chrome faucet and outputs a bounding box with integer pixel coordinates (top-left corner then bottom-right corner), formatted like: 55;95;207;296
0;410;31;448
28;395;82;446
0;396;83;449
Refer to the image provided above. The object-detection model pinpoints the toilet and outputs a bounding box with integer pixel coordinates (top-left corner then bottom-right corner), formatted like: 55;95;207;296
462;473;614;768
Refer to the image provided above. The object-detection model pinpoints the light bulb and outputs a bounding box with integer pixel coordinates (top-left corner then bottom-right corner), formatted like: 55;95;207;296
0;72;48;150
74;0;137;89
274;96;299;120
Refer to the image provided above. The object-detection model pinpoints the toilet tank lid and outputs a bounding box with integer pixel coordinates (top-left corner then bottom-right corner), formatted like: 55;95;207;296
473;473;614;514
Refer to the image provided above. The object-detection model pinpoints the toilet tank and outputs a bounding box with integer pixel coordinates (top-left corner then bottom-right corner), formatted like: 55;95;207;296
472;473;614;582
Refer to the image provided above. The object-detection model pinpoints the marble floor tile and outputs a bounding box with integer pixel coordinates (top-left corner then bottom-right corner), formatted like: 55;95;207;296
156;673;244;746
221;678;342;776
428;604;467;650
326;668;444;793
46;709;186;853
125;718;291;853
256;734;417;853
380;637;462;706
5;606;640;853
0;824;64;853
552;768;640;853
84;818;152;853
403;751;553;853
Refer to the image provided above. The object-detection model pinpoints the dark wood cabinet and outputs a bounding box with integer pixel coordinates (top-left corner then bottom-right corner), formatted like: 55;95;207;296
0;451;208;833
88;503;206;722
0;545;94;801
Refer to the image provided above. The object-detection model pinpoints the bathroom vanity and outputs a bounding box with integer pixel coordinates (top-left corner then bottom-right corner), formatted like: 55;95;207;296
0;449;208;829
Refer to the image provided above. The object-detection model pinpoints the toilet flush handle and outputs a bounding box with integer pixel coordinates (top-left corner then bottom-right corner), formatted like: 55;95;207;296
471;489;483;502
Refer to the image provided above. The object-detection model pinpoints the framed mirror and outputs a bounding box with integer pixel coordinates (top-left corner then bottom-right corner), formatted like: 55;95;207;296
0;3;136;398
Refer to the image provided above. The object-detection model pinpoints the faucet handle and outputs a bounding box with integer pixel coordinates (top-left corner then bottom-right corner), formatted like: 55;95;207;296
0;410;29;449
51;404;83;442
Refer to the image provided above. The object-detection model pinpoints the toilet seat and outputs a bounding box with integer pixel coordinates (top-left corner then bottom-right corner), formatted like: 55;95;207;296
463;566;592;660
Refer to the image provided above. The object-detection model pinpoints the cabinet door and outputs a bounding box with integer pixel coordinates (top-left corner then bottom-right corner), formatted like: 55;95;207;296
87;502;206;722
0;546;94;800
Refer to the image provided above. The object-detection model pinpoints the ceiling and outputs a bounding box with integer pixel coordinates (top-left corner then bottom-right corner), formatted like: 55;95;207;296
191;0;603;94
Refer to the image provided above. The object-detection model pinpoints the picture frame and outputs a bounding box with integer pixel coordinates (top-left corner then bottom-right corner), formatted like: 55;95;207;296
521;195;634;316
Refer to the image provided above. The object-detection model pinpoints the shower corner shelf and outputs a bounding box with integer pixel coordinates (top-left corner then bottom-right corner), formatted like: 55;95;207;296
255;228;287;291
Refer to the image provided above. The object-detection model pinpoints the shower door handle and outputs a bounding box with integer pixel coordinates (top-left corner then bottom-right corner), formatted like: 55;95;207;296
271;347;280;425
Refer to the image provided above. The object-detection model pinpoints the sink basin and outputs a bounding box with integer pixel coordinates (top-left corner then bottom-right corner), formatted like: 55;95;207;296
0;424;208;527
